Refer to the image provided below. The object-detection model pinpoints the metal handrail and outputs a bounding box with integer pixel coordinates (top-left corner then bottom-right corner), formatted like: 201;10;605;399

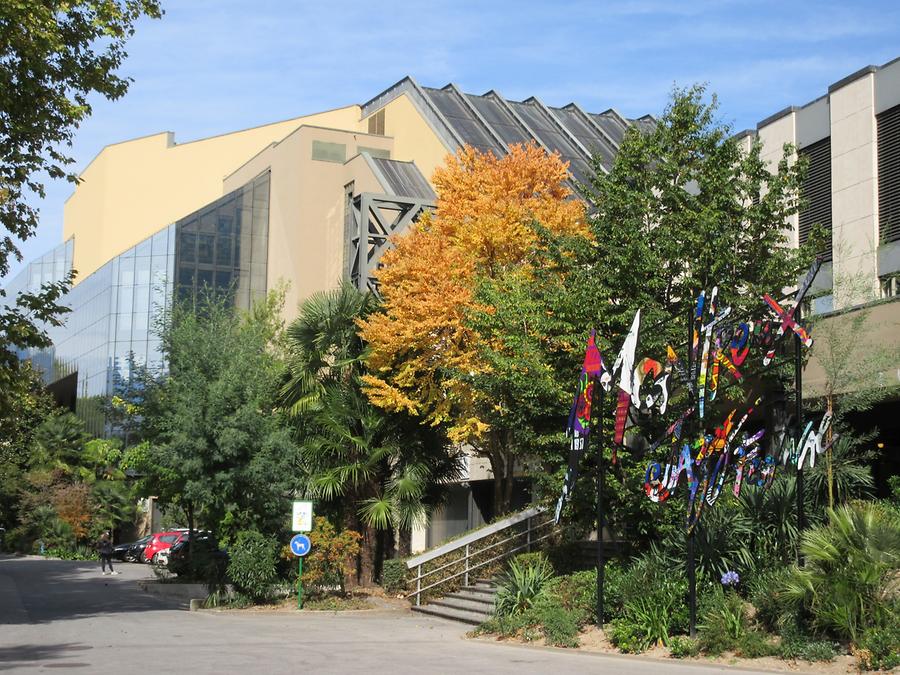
406;507;555;606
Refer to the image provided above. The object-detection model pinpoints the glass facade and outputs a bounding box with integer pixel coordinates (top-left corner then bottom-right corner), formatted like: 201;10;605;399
3;172;270;435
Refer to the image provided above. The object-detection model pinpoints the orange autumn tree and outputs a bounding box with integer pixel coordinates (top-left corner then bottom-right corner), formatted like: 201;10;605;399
359;142;586;513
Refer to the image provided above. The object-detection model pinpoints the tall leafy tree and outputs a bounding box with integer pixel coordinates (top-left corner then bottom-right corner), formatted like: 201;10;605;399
282;283;461;584
132;290;298;543
0;1;163;416
359;143;586;514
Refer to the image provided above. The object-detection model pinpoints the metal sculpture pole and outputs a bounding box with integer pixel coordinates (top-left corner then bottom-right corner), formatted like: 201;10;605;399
686;304;697;639
794;303;805;564
595;386;605;627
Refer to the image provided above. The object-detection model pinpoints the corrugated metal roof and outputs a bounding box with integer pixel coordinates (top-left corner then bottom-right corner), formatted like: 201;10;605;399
421;86;503;156
551;106;617;172
371;158;436;200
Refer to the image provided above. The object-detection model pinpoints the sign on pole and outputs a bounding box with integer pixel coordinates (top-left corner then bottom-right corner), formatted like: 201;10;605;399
292;500;313;532
290;533;312;610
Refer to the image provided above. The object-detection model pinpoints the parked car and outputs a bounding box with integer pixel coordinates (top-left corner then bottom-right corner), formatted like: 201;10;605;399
142;531;187;564
113;534;151;562
167;536;228;578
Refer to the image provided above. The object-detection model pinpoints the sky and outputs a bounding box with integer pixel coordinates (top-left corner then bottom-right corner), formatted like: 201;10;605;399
4;0;899;284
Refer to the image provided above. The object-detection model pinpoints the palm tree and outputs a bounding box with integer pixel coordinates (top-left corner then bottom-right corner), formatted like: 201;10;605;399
281;282;462;585
781;501;900;643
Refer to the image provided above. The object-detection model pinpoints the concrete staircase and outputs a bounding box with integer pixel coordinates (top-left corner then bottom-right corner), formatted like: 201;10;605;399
410;578;497;625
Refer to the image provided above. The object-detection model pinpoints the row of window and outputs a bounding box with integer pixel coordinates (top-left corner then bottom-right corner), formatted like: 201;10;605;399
311;140;390;164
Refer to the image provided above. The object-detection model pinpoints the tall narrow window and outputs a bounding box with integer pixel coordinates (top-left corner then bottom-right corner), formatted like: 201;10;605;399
367;109;385;135
877;103;900;244
798;137;833;261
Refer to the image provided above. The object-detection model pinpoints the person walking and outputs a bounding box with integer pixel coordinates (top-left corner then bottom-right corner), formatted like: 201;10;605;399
97;532;118;575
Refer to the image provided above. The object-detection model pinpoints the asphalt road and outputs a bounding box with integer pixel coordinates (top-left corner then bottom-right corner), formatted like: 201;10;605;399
0;555;769;674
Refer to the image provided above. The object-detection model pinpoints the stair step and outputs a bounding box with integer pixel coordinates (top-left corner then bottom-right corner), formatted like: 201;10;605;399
459;585;498;597
429;596;495;614
411;604;490;625
445;590;496;607
474;578;496;587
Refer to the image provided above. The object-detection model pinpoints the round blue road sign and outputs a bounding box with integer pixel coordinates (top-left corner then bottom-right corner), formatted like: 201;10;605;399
290;533;311;557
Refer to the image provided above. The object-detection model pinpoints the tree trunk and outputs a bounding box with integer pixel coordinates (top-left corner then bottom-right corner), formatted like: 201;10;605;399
398;528;412;558
358;522;377;587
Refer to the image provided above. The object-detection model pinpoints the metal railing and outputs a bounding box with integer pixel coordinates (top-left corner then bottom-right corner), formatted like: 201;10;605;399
405;506;555;606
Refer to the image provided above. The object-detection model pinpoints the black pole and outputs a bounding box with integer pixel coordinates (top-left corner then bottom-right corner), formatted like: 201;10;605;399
794;303;805;564
686;304;697;639
596;386;605;628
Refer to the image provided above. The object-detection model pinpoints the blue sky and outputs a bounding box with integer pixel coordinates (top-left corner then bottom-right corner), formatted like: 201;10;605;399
4;0;899;284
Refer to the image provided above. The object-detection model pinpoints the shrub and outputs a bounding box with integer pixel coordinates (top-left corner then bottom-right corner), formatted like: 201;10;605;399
748;567;794;632
227;530;279;603
537;605;580;648
608;553;688;653
668;636;700;658
304;517;361;593
781;501;900;643
381;558;407;595
540;569;596;625
734;630;778;658
697;588;746;655
777;626;839;662
855;622;900;671
495;554;554;616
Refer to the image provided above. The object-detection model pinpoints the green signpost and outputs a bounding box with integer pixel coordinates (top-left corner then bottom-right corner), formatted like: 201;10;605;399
291;501;314;609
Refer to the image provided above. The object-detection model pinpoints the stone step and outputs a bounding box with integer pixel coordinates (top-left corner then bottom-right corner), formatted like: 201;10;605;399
459;585;498;598
429;596;495;614
473;578;496;587
411;603;490;625
445;590;496;607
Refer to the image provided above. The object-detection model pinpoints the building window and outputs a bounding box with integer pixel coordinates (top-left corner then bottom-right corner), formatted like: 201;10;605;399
311;140;347;163
881;274;899;299
358;146;390;159
798;137;833;262
878;103;900;244
367;109;385;136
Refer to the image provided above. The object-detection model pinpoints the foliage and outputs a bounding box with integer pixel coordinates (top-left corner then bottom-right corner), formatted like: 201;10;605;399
380;558;407;595
478;604;581;648
855;621;900;671
535;605;581;648
748;567;795;633
133;289;298;540
226;530;279;603
42;545;95;561
697;587;747;655
608;553;688;652
540;569;597;625
495;553;555;616
360;143;586;513
781;501;900;643
777;626;840;662
303;517;362;593
303;594;371;611
0;0;161;422
668;636;700;658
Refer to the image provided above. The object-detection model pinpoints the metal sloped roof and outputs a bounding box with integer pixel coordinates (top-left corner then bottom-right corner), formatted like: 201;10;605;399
360;76;656;194
370;157;436;200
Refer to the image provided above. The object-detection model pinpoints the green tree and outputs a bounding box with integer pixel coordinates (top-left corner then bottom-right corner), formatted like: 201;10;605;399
1;0;162;417
133;290;299;545
282;283;462;584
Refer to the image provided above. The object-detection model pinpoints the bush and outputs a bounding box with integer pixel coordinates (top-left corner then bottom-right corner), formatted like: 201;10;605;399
537;605;580;648
781;501;900;643
697;588;746;655
381;558;407;595
855;622;900;671
540;569;596;625
495;554;554;616
734;630;778;659
668;636;700;658
777;626;839;662
227;530;279;603
304;517;361;593
608;553;688;653
748;567;794;633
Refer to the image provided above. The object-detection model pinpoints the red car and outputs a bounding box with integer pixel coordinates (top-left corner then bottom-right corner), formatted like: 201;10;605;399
142;531;186;564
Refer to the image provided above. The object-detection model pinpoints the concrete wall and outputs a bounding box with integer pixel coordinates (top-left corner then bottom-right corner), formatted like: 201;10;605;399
222;126;392;322
64;106;361;283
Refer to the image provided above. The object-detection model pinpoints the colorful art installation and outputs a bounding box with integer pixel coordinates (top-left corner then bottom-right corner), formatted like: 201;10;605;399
554;331;607;523
555;257;825;533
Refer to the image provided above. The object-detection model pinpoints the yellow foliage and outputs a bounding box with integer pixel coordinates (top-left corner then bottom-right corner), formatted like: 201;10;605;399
359;142;586;444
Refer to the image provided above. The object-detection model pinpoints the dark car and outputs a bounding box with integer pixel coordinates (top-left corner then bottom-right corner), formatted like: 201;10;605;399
167;536;228;578
113;535;152;562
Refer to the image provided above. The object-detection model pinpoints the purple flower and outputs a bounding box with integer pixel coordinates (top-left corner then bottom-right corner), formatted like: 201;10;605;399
721;570;740;587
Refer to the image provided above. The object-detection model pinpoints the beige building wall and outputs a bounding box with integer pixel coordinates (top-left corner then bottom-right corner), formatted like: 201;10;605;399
359;93;452;185
64;105;361;283
223;126;393;321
